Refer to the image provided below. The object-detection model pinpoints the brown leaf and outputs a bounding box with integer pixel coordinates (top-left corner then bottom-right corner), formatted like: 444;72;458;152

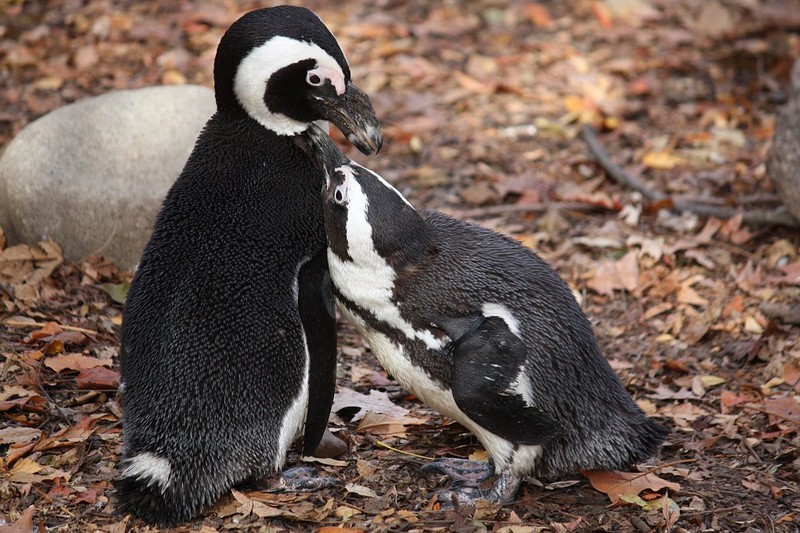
9;457;71;483
33;421;96;453
44;353;112;373
584;469;680;503
523;3;553;28
356;411;425;437
782;359;800;391
0;506;35;533
75;366;120;389
0;427;42;446
763;396;800;424
587;251;639;296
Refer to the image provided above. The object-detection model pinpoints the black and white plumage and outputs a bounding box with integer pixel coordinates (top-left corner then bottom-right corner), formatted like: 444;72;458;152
303;125;668;504
116;7;381;525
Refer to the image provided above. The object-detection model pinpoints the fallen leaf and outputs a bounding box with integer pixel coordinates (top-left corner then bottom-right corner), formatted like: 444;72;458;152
763;396;800;424
356;411;425;437
642;150;682;169
101;282;129;304
586;251;639;296
44;353;111;373
345;482;379;498
333;387;411;422
584;469;680;503
0;427;42;446
0;506;35;533
9;457;71;483
695;1;736;38
75;366;120;389
699;375;726;388
300;456;348;467
523;3;552;28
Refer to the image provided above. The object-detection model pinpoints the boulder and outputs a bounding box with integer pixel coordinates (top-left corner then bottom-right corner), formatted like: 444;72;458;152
0;85;216;269
767;60;800;224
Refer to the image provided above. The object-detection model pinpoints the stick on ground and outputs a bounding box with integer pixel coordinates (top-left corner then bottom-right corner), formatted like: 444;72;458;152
581;124;800;229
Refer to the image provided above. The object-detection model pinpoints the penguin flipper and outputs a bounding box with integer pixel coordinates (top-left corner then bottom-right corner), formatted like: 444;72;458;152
450;316;559;446
298;249;338;456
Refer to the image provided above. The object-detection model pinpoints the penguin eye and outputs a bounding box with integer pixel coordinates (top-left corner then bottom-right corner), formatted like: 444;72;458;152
333;184;348;206
306;71;324;87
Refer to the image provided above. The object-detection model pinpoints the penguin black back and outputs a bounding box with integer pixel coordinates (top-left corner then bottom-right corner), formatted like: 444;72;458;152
116;6;381;525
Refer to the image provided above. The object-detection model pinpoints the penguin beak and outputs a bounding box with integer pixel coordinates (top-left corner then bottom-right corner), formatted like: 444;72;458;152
317;82;383;156
304;124;351;172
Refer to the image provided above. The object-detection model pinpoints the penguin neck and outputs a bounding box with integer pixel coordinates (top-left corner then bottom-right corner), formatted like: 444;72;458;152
187;112;319;195
371;211;433;274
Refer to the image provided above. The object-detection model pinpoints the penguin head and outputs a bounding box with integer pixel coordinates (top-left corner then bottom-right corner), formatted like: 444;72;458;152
214;6;382;155
304;125;431;270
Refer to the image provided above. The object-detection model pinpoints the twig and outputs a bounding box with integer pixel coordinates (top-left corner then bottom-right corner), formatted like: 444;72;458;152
452;201;602;219
672;193;782;207
3;319;98;335
760;302;800;325
375;440;433;461
581;124;800;228
741;405;800;424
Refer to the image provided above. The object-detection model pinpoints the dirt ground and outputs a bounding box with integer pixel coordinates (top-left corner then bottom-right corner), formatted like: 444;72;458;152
1;1;799;532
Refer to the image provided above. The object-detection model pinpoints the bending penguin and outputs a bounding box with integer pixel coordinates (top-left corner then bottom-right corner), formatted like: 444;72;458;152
302;125;668;505
116;7;382;525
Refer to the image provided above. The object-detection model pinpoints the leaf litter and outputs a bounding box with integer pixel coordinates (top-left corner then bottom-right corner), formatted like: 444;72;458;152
1;0;799;531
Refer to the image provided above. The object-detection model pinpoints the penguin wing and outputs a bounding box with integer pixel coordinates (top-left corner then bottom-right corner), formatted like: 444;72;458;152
449;316;559;446
298;249;338;455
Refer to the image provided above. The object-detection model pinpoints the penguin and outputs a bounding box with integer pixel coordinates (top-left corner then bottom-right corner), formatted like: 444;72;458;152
301;124;668;505
115;7;382;526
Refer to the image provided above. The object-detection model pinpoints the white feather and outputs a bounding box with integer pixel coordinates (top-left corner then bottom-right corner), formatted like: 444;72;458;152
328;166;444;351
121;452;172;491
234;36;345;135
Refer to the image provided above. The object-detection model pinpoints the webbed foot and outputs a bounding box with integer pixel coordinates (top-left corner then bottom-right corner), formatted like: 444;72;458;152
274;465;340;492
430;471;521;508
421;457;495;485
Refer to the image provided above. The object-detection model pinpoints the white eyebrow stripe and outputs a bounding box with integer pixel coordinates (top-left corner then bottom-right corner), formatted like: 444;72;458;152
233;35;345;135
349;161;414;209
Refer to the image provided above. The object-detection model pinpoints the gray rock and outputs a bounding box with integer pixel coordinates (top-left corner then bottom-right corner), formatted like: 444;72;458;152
0;85;215;269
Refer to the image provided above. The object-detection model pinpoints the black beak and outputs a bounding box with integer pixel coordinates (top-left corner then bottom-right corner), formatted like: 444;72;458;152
316;82;383;156
303;124;351;173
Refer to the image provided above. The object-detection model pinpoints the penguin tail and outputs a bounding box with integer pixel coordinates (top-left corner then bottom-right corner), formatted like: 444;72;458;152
114;475;188;526
628;417;670;464
114;452;208;526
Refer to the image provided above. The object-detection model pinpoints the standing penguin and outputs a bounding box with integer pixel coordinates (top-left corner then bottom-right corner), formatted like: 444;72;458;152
116;7;382;525
302;125;668;504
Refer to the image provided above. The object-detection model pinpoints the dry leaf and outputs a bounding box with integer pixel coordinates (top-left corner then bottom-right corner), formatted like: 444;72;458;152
356;411;425;437
9;457;71;483
587;251;639;296
0;506;35;533
0;427;42;446
333;387;411;422
345;482;379;498
75;366;120;389
642;150;682;169
584;469;680;503
44;353;111;373
763;396;800;424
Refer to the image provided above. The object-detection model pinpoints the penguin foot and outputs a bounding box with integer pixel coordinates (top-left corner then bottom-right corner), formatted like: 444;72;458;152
421;457;495;485
431;471;522;508
275;465;340;492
